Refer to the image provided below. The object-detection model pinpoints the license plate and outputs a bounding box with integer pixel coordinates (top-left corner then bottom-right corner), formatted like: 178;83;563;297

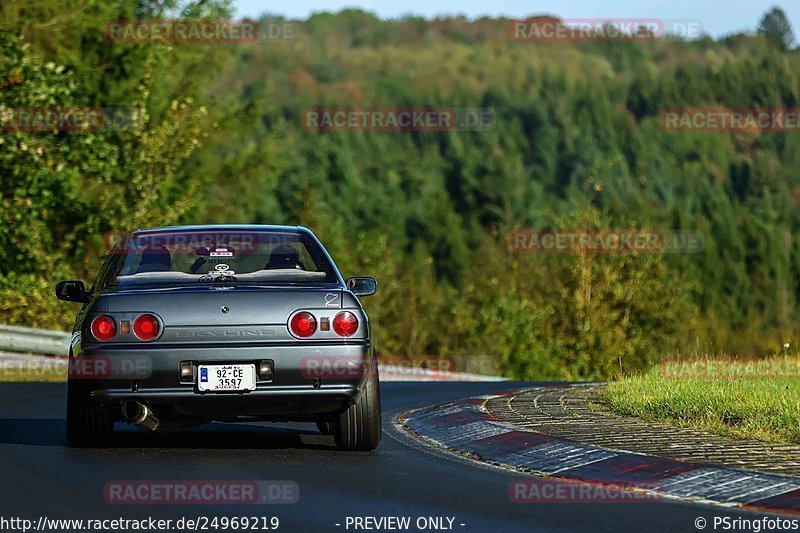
198;364;257;392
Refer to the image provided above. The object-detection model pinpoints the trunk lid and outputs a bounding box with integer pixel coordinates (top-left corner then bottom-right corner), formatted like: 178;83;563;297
102;286;344;326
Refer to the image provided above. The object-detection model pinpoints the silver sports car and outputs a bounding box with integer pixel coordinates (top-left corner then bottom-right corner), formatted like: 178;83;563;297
56;225;381;450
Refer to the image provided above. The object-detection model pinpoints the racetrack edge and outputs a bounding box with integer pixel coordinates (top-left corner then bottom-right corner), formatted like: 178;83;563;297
398;387;800;516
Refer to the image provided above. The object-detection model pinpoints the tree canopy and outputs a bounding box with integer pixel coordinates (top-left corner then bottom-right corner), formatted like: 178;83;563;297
2;2;800;379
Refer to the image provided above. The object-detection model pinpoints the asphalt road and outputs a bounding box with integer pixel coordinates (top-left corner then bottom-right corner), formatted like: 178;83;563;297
0;382;777;532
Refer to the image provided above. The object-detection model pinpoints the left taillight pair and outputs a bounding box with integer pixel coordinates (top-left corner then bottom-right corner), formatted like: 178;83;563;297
290;311;359;338
90;314;160;342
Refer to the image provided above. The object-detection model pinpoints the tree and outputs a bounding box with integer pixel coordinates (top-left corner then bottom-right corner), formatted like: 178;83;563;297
758;7;795;51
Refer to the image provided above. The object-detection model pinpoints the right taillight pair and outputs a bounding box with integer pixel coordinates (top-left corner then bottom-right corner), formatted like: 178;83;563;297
90;314;160;342
290;311;358;338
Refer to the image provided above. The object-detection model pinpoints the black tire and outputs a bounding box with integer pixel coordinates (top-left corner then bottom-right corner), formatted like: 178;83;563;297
316;420;335;435
65;381;113;447
333;364;381;451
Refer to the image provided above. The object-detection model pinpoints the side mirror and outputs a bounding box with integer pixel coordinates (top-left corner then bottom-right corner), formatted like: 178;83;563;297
55;280;88;303
346;277;377;297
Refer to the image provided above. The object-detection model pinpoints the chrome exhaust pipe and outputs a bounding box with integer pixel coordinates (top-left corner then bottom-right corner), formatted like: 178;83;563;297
121;400;160;431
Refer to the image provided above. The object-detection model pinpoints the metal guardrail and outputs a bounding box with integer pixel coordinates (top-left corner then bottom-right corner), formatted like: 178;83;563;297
380;364;508;382
0;325;70;356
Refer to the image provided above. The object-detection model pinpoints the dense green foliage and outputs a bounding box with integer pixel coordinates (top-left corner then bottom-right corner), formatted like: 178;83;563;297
1;2;799;380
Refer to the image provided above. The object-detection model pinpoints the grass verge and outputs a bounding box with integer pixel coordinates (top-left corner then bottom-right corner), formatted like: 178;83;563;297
604;356;800;444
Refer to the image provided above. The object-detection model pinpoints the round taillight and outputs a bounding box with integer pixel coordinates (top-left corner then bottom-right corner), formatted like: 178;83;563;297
133;314;160;341
90;315;117;341
333;311;358;337
290;312;317;338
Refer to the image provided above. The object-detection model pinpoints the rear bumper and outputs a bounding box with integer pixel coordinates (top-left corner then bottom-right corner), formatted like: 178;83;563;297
93;387;360;420
72;341;373;421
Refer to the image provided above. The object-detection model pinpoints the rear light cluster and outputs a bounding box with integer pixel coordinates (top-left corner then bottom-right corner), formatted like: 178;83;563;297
133;314;160;341
291;312;317;338
289;311;359;338
89;314;161;342
90;316;116;341
333;311;358;336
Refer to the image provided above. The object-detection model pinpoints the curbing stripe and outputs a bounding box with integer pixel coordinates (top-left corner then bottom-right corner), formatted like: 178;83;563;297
423;420;513;447
749;488;800;512
472;431;559;452
560;454;700;484
401;389;800;515
657;469;800;504
497;443;619;474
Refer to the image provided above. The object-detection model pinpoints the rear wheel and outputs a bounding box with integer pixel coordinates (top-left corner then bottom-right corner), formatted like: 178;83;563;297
333;365;381;451
65;382;113;447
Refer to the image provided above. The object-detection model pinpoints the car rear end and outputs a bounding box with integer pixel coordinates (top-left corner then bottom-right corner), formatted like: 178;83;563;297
76;287;372;421
62;226;381;450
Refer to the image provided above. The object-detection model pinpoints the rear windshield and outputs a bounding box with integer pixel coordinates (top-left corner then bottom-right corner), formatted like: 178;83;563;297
100;230;340;289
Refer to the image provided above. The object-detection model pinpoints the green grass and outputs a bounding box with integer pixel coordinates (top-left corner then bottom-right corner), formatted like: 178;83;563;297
604;356;800;444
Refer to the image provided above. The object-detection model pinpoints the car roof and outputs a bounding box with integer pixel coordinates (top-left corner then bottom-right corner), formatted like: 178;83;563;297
131;225;310;234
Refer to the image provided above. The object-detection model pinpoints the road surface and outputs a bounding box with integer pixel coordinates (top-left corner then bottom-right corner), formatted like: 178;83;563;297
0;382;774;532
